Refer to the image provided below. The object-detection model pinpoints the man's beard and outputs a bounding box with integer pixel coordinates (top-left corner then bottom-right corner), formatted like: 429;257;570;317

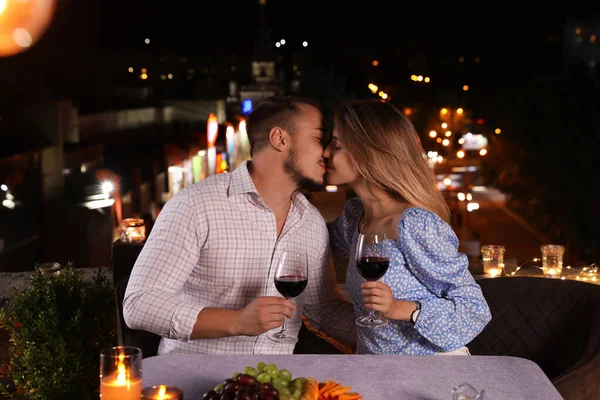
283;145;325;192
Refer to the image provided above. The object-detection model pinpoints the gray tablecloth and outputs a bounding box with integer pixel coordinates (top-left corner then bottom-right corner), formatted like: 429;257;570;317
142;354;563;399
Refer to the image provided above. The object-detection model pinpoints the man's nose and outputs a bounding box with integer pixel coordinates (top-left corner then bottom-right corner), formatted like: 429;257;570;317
322;146;331;158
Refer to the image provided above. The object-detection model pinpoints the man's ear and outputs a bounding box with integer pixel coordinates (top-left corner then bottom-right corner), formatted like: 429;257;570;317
269;127;289;151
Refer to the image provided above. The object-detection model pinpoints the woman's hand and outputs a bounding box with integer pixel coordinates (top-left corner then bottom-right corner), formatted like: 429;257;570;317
361;281;395;318
361;282;419;321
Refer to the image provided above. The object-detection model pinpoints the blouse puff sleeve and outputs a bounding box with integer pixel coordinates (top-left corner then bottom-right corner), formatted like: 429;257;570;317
398;208;492;352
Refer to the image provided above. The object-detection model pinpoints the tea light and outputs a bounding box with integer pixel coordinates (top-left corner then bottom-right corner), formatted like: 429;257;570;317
481;244;505;278
544;268;561;278
38;262;62;276
120;218;146;243
541;244;564;278
141;385;183;399
488;267;502;278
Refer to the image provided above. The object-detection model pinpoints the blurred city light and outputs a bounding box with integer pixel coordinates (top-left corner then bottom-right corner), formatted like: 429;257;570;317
467;202;480;212
0;0;56;57
101;181;114;197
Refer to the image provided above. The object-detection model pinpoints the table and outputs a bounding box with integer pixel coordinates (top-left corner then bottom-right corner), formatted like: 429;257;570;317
142;354;563;399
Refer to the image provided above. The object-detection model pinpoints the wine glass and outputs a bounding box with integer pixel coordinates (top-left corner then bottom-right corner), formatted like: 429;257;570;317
355;233;390;328
267;250;308;344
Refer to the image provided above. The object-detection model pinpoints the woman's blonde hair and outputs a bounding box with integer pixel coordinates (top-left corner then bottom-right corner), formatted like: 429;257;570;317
334;100;450;223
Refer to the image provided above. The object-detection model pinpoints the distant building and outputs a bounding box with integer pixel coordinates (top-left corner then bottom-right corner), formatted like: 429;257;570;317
564;15;600;79
239;0;283;112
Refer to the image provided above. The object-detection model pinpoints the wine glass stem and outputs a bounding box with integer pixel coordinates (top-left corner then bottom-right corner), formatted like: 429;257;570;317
367;310;376;321
281;315;287;334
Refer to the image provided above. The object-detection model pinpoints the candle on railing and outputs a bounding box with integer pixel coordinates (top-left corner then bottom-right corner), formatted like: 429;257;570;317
141;385;183;399
120;218;146;243
100;346;142;400
487;267;502;278
541;245;564;278
481;245;505;277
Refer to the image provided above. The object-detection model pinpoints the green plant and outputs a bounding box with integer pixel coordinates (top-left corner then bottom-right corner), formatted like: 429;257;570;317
0;264;116;400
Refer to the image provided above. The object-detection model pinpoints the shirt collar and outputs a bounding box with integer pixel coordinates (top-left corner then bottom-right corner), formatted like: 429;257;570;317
228;161;259;197
228;160;311;217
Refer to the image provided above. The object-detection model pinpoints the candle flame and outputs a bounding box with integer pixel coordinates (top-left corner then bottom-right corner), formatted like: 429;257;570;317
115;352;130;387
117;362;127;384
488;268;502;278
158;385;167;399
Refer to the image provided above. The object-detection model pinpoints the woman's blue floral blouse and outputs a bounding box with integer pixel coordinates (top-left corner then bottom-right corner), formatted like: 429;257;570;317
330;197;491;354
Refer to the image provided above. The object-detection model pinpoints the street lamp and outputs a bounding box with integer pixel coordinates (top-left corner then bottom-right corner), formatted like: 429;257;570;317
101;181;114;198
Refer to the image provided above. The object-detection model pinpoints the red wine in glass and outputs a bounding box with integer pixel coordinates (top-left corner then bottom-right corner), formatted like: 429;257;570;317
357;257;389;281
274;276;308;298
355;233;390;328
267;250;308;344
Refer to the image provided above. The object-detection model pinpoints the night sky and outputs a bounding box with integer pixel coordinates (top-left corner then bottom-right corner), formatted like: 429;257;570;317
2;1;596;97
60;1;585;76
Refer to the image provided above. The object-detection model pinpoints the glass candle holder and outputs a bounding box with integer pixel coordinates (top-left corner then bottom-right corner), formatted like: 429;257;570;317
120;218;146;243
141;385;183;399
452;382;484;399
481;245;505;277
541;245;565;278
100;346;142;400
38;262;62;276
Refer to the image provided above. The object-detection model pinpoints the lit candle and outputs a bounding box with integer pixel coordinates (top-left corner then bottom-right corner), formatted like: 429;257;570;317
120;218;146;242
128;229;142;239
545;268;560;277
141;385;183;399
488;268;502;278
101;354;142;400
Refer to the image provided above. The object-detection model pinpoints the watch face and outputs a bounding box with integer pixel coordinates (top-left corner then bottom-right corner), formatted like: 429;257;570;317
411;309;421;323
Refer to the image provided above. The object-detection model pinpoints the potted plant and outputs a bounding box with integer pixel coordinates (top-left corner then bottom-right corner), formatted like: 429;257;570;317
0;264;116;400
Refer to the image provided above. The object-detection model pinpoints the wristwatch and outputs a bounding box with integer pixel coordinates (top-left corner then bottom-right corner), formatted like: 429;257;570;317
410;301;421;325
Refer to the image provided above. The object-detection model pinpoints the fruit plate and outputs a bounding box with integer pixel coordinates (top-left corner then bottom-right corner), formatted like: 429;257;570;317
300;378;363;400
202;362;363;400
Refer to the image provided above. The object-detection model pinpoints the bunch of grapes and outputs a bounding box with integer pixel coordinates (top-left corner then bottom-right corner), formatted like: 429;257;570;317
203;362;307;400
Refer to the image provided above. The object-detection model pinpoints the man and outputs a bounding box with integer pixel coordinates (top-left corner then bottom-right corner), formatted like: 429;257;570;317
124;96;356;355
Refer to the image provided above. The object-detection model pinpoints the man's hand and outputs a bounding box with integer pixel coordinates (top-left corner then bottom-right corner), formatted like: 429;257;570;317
234;296;296;336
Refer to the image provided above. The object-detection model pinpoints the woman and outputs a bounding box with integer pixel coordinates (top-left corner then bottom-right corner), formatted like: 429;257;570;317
324;100;491;355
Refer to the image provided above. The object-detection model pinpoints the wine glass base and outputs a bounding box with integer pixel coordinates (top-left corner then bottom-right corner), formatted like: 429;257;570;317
266;331;298;344
356;315;388;328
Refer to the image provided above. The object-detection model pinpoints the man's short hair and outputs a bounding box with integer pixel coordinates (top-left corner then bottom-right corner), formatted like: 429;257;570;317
245;95;322;156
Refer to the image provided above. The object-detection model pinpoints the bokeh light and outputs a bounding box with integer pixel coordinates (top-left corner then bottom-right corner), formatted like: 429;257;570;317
0;0;56;57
